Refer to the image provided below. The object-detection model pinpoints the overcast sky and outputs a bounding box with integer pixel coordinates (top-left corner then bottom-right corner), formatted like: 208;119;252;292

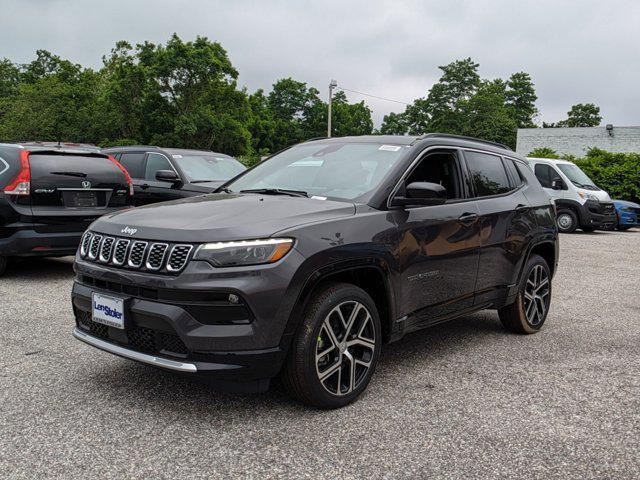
2;0;639;126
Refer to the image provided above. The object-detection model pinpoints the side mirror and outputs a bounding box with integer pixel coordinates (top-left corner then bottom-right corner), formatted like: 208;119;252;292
551;178;565;190
392;182;447;207
155;170;181;184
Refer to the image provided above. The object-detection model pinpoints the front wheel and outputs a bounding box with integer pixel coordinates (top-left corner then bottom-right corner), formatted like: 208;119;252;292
282;282;381;409
0;256;6;276
556;209;578;233
581;226;596;232
499;254;552;334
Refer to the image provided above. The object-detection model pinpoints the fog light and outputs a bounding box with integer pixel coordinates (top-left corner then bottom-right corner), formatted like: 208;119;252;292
228;294;240;304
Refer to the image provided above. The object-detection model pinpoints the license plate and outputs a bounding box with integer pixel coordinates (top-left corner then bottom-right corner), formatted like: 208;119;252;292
70;191;97;207
92;292;125;329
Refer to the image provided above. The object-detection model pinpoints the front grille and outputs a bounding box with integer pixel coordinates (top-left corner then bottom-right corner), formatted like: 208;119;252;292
128;241;148;268
602;203;615;214
80;232;93;256
76;311;189;357
88;235;102;260
146;243;168;270
167;245;193;272
113;239;130;265
99;237;115;263
79;231;195;275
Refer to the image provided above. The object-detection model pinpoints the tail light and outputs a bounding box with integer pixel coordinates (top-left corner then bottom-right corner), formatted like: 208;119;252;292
3;150;31;195
107;155;134;196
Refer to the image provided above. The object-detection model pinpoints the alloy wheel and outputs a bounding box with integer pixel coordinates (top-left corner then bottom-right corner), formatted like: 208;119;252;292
315;301;376;396
523;265;550;326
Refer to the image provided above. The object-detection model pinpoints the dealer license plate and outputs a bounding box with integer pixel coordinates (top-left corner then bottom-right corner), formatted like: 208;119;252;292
91;292;125;329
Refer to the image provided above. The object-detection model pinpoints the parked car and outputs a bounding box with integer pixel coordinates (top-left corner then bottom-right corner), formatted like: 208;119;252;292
528;157;616;233
0;143;133;276
613;200;640;230
102;146;246;206
72;134;558;408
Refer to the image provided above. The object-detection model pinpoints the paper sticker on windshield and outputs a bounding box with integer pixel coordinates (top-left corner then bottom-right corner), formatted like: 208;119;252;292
379;145;402;152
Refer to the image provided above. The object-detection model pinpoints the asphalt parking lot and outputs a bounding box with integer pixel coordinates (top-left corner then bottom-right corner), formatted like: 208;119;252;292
1;230;639;479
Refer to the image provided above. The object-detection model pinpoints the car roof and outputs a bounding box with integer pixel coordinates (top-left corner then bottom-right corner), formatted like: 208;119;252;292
527;157;574;165
102;145;232;158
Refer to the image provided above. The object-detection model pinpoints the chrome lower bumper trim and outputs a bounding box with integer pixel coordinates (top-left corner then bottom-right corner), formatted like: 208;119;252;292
73;328;197;373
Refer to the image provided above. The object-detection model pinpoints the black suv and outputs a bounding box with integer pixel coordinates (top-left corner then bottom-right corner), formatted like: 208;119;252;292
72;134;558;408
0;143;133;276
103;146;246;206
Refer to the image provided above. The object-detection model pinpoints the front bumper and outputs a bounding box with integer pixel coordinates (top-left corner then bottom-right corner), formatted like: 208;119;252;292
582;201;617;229
618;209;640;227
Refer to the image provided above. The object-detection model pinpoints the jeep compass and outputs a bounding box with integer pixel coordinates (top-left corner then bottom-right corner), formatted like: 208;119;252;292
72;134;558;408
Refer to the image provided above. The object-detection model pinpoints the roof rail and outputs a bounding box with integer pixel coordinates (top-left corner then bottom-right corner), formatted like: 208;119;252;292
413;133;512;151
102;145;160;150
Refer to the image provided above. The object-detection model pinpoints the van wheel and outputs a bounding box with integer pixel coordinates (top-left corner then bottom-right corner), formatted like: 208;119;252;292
556;209;578;233
499;254;551;334
0;256;6;276
282;282;381;409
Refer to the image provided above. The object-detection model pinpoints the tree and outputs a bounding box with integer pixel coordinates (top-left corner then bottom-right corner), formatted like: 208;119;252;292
556;103;602;127
528;147;560;159
378;111;408;135
505;72;538;128
331;91;373;137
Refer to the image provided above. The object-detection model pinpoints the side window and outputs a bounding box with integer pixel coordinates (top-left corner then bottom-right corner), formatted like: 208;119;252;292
534;164;554;188
504;159;524;187
145;153;174;181
405;150;463;200
118;153;146;179
465;151;511;197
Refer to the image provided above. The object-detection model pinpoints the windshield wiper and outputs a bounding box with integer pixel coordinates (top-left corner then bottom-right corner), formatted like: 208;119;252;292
51;171;87;178
240;188;309;198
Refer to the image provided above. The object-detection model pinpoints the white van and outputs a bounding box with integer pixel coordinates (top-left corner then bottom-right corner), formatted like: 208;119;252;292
528;157;616;233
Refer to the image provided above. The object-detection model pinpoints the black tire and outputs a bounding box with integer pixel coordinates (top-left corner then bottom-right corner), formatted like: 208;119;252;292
498;254;552;334
617;225;631;231
0;256;6;276
581;226;596;232
556;208;578;233
282;282;382;409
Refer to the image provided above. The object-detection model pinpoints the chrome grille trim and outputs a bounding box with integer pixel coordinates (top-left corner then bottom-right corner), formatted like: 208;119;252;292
145;243;169;271
88;235;103;260
80;232;93;257
99;237;115;263
112;239;130;266
166;245;193;272
128;241;148;268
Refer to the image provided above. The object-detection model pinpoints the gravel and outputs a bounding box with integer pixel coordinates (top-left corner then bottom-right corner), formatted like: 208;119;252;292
1;229;639;479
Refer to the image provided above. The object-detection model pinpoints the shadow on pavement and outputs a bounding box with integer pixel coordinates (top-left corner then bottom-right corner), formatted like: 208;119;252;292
2;256;75;280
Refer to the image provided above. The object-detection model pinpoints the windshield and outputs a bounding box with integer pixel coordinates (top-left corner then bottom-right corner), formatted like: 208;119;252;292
226;142;407;200
557;163;596;188
172;154;245;182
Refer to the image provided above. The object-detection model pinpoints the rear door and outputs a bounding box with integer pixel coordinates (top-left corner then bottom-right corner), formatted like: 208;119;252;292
462;150;534;305
28;151;130;234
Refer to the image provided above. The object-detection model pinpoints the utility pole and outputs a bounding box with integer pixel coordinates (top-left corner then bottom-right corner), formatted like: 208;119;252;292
328;79;337;137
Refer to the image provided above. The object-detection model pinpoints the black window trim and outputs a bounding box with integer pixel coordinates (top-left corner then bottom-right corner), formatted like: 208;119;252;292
461;148;525;201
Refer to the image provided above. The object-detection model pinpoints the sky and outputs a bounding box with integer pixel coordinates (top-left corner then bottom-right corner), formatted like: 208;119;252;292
2;0;639;127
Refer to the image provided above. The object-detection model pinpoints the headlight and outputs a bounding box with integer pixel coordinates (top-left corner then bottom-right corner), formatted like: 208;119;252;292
194;238;294;267
578;191;599;201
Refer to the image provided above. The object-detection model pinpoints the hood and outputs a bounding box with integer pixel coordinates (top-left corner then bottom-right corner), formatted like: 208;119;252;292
613;199;640;208
91;193;356;242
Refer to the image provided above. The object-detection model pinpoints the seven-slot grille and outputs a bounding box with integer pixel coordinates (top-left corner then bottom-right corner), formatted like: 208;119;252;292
79;232;193;274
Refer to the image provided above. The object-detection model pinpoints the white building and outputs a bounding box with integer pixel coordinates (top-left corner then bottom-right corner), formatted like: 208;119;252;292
516;125;640;157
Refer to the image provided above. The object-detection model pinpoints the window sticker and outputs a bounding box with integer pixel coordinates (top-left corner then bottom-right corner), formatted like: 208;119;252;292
378;145;402;152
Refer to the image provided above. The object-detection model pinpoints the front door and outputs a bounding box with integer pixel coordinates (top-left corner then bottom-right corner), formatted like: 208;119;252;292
393;148;481;326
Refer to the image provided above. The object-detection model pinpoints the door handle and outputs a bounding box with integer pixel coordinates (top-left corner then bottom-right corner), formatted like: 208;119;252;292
458;212;479;226
515;204;529;212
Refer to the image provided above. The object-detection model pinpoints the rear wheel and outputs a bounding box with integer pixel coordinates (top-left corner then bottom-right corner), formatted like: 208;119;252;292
556;209;578;233
282;282;381;409
499;254;551;334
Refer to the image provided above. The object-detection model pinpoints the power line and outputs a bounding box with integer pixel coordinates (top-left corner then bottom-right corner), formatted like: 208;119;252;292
336;86;411;106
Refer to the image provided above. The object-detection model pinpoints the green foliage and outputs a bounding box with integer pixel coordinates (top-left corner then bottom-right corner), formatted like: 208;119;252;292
378;58;538;148
0;34;373;156
573;149;640;203
545;103;602;128
528;147;560;159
